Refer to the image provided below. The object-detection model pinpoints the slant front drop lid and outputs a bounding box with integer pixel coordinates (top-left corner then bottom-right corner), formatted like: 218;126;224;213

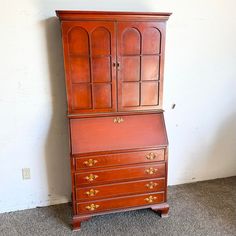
56;10;171;231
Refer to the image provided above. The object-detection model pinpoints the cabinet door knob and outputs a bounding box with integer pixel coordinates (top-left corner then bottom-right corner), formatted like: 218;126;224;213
83;159;98;167
146;152;157;160
146;182;158;189
145;168;157;175
85;189;99;197
117;62;120;70
145;196;157;203
85;203;100;211
84;174;98;182
113;117;124;124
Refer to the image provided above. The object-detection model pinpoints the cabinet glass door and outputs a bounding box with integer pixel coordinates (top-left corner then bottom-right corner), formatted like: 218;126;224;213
117;22;165;111
62;21;117;114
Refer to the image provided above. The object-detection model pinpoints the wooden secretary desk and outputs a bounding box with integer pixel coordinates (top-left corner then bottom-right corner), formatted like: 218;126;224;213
56;10;171;230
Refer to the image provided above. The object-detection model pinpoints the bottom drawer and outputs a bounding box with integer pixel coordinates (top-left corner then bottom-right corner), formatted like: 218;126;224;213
77;192;164;214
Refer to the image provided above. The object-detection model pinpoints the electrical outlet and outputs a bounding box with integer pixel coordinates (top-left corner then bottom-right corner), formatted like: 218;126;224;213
22;168;31;180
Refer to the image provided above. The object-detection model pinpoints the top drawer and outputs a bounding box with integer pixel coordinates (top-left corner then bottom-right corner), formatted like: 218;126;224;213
70;113;168;154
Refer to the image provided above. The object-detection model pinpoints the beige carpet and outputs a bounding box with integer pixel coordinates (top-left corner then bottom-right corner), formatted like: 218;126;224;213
0;176;235;236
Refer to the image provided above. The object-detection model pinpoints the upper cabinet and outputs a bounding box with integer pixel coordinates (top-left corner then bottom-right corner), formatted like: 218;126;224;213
58;11;170;115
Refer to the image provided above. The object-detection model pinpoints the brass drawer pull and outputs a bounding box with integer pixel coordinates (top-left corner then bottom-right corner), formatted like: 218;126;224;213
146;152;157;160
83;159;98;167
145;196;157;203
85;203;100;211
146;182;158;189
145;168;157;175
113;117;124;124
85;174;98;182
85;189;99;197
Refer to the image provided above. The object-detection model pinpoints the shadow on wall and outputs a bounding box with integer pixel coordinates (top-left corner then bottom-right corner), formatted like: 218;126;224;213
43;17;71;205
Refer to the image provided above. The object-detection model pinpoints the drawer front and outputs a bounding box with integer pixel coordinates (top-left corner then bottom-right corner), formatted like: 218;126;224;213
75;163;165;186
76;178;165;201
70;113;168;154
77;192;164;214
75;149;165;170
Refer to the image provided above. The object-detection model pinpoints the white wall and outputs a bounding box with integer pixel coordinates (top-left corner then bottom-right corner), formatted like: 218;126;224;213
0;0;236;213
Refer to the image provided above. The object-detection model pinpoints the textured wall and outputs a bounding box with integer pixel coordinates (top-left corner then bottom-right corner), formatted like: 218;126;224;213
0;0;236;213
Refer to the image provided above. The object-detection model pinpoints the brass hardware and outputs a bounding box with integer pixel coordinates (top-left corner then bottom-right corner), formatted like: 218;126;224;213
85;189;99;197
85;203;100;211
85;174;98;182
113;117;124;124
83;159;98;167
146;182;158;189
145;168;157;175
145;195;157;203
146;152;157;160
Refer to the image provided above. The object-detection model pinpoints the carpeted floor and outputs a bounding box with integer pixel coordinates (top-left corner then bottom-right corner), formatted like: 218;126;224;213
0;177;236;236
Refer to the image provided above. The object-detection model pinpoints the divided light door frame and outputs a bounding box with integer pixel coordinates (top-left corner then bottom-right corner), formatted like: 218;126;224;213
61;20;166;114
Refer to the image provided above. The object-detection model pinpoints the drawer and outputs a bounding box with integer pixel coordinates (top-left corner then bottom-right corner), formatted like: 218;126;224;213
76;192;164;214
74;163;165;186
74;149;165;170
75;178;165;201
70;113;168;154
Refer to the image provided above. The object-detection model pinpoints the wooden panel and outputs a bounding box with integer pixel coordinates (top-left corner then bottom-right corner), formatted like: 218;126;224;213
122;28;141;55
70;57;90;83
70;113;168;154
91;27;111;55
56;11;172;21
142;56;160;81
72;84;92;109
93;84;112;109
122;82;139;107
74;149;165;170
121;56;140;81
68;27;89;55
142;27;161;54
92;57;111;82
141;82;159;106
117;21;165;111
61;21;117;114
75;178;165;201
76;192;164;214
74;163;165;186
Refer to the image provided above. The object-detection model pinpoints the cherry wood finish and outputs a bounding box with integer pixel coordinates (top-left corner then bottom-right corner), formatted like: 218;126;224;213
117;21;166;111
56;11;171;21
61;21;117;114
70;113;168;154
74;149;165;170
74;163;165;186
76;192;165;214
75;178;165;201
56;10;170;231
